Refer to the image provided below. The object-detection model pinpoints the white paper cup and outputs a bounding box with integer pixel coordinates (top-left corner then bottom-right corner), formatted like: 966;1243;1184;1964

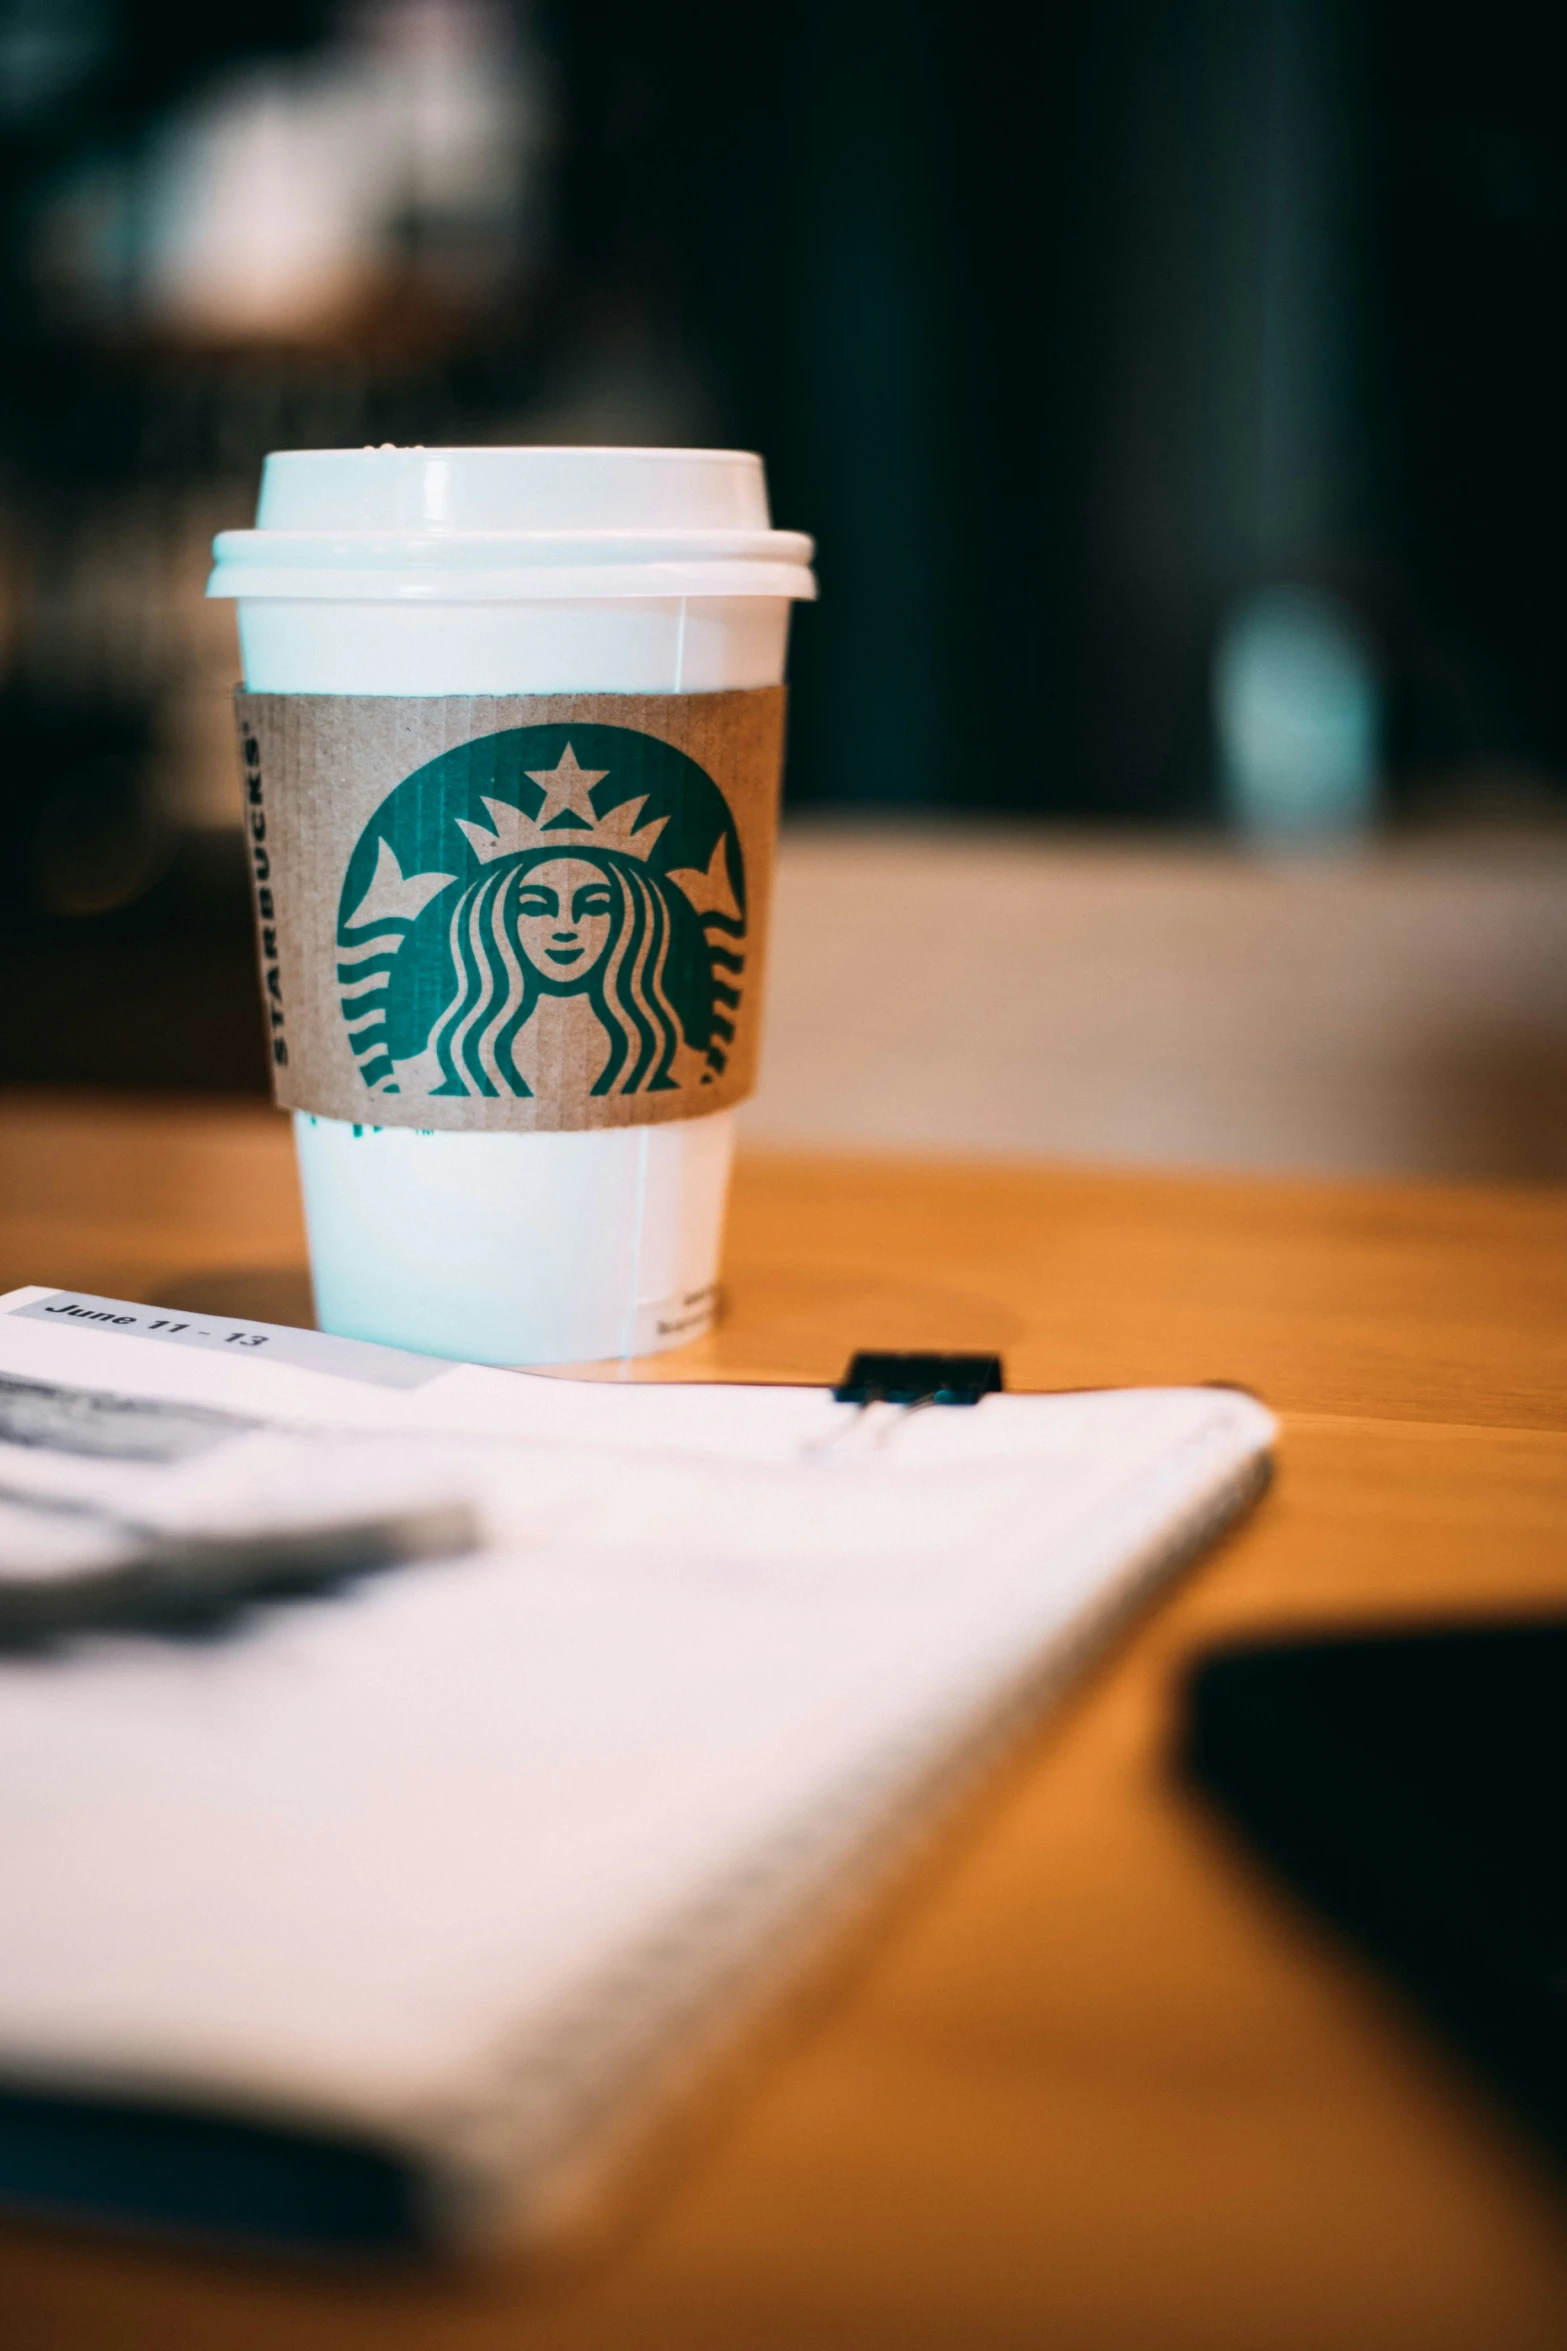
208;447;815;1365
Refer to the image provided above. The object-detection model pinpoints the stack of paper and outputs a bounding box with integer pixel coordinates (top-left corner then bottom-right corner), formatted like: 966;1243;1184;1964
0;1286;1272;2254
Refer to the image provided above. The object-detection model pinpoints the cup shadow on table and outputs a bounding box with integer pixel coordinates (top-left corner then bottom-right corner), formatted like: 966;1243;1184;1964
149;1269;318;1330
145;1268;1028;1379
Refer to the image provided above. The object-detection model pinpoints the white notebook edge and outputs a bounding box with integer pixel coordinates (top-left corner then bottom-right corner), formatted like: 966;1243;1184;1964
413;1397;1275;2255
0;1333;1275;2261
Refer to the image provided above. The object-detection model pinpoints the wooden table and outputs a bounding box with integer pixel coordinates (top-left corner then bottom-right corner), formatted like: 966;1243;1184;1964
3;1090;1567;2351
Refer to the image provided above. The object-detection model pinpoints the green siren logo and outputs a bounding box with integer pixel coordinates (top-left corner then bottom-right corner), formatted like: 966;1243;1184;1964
335;724;745;1102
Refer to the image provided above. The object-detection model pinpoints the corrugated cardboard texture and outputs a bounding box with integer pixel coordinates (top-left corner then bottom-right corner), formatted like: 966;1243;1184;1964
235;690;786;1133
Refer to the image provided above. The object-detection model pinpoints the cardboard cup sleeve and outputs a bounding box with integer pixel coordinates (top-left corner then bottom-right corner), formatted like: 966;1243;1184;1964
235;688;787;1135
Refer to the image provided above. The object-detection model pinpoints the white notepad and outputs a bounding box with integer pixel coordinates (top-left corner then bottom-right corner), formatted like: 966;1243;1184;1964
0;1286;1273;2254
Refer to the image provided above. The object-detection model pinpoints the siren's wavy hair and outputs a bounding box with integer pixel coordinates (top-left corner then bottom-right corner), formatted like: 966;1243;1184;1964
429;846;689;1097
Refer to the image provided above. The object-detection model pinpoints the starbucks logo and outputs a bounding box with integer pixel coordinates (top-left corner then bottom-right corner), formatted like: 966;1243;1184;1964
335;724;745;1102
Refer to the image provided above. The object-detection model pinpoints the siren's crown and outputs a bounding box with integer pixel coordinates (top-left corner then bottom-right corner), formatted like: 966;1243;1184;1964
456;744;667;866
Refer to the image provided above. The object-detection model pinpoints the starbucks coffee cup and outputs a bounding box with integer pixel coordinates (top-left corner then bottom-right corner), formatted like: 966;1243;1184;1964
207;446;816;1365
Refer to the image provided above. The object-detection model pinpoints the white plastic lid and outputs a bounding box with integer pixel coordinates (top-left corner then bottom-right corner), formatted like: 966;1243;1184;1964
208;445;816;604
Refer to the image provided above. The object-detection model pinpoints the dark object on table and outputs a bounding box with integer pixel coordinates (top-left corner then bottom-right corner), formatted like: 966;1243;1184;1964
1185;1620;1567;2166
832;1352;1005;1407
0;2088;422;2256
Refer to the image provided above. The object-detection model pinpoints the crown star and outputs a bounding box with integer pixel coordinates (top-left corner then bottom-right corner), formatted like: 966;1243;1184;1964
455;740;670;867
525;744;610;830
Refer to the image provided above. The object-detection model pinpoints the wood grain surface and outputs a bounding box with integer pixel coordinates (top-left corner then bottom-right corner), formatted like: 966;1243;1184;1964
1;1090;1565;2350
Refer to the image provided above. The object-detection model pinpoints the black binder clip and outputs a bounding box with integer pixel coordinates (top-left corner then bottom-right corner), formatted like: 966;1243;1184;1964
832;1352;1005;1407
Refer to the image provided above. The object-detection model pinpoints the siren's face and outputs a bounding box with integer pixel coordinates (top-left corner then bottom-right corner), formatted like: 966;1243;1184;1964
513;856;614;984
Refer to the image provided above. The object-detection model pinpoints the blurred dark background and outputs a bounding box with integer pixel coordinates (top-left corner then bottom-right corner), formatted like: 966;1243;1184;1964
0;0;1564;1091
